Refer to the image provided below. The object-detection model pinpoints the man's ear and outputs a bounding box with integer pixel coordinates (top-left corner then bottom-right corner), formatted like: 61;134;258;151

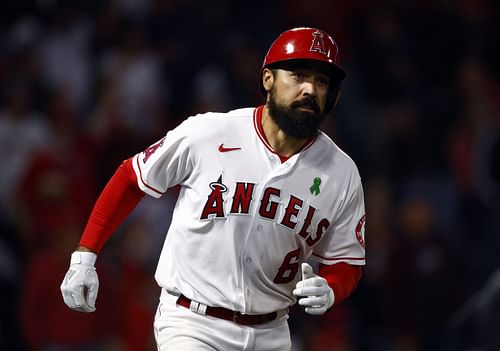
262;68;274;93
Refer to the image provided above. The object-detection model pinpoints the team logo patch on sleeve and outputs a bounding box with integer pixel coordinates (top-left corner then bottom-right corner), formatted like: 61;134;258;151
355;214;366;248
142;137;165;163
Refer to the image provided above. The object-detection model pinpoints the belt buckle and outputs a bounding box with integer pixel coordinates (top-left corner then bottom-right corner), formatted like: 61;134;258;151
233;311;248;324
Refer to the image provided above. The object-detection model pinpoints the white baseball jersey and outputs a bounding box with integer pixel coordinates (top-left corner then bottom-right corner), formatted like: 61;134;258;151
132;106;366;314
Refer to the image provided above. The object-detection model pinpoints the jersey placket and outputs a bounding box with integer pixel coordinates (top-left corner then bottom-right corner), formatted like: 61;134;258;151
236;152;299;312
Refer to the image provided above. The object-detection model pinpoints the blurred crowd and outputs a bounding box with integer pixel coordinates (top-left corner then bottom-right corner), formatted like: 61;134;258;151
0;0;499;350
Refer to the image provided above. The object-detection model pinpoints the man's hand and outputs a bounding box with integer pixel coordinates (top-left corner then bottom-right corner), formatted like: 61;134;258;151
293;262;334;315
60;251;99;313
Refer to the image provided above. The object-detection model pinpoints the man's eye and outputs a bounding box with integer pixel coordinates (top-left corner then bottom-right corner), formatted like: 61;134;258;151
318;78;329;86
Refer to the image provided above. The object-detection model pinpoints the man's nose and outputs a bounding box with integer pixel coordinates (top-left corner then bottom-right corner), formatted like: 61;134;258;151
301;80;317;97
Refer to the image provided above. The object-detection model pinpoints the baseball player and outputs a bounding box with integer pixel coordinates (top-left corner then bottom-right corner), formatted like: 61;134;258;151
61;27;366;350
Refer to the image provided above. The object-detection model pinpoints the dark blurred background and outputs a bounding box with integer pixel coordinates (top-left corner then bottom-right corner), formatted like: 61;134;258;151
1;0;499;350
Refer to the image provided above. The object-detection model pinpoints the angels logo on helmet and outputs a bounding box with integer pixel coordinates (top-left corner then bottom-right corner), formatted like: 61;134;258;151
310;31;327;55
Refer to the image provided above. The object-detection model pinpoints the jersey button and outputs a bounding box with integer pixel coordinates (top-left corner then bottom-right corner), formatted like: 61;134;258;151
245;257;252;263
256;225;263;232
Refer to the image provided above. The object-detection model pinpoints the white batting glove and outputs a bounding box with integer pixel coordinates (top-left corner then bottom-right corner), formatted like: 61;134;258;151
60;251;99;313
293;263;334;315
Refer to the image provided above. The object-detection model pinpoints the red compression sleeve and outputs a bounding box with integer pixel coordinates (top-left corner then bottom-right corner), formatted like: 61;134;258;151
79;158;145;253
319;263;363;305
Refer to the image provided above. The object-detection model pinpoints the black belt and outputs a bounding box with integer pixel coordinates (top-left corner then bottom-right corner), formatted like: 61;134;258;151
176;294;278;326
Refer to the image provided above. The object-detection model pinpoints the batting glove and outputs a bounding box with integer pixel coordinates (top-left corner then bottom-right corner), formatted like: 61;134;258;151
60;251;99;313
293;263;334;315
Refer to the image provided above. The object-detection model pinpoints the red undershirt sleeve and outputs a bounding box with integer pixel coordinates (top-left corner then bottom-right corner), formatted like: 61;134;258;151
319;262;363;305
78;158;145;253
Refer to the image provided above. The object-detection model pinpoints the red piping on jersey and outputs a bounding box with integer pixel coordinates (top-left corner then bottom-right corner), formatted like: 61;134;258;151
312;252;366;262
253;106;316;163
135;155;164;196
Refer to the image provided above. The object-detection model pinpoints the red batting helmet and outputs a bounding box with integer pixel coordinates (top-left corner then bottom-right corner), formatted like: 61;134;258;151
260;27;346;113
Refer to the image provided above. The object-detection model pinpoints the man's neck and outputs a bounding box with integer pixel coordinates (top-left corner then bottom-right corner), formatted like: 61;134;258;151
261;105;308;158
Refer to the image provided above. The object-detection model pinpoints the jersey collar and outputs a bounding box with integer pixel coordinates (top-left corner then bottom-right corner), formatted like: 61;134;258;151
253;105;316;163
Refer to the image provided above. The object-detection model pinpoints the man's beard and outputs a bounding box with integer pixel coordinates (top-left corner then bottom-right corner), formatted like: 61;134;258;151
268;87;326;139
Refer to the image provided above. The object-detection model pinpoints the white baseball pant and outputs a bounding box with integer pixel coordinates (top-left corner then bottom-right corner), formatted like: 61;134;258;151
153;290;291;351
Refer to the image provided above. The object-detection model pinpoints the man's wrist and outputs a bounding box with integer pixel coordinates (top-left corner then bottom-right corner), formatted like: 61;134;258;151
70;251;97;266
76;245;96;253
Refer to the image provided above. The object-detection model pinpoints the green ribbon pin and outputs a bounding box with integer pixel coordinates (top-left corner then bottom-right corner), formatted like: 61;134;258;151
310;177;321;195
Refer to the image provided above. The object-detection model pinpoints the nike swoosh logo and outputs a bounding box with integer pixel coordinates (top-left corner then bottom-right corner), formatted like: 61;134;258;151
218;144;241;152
